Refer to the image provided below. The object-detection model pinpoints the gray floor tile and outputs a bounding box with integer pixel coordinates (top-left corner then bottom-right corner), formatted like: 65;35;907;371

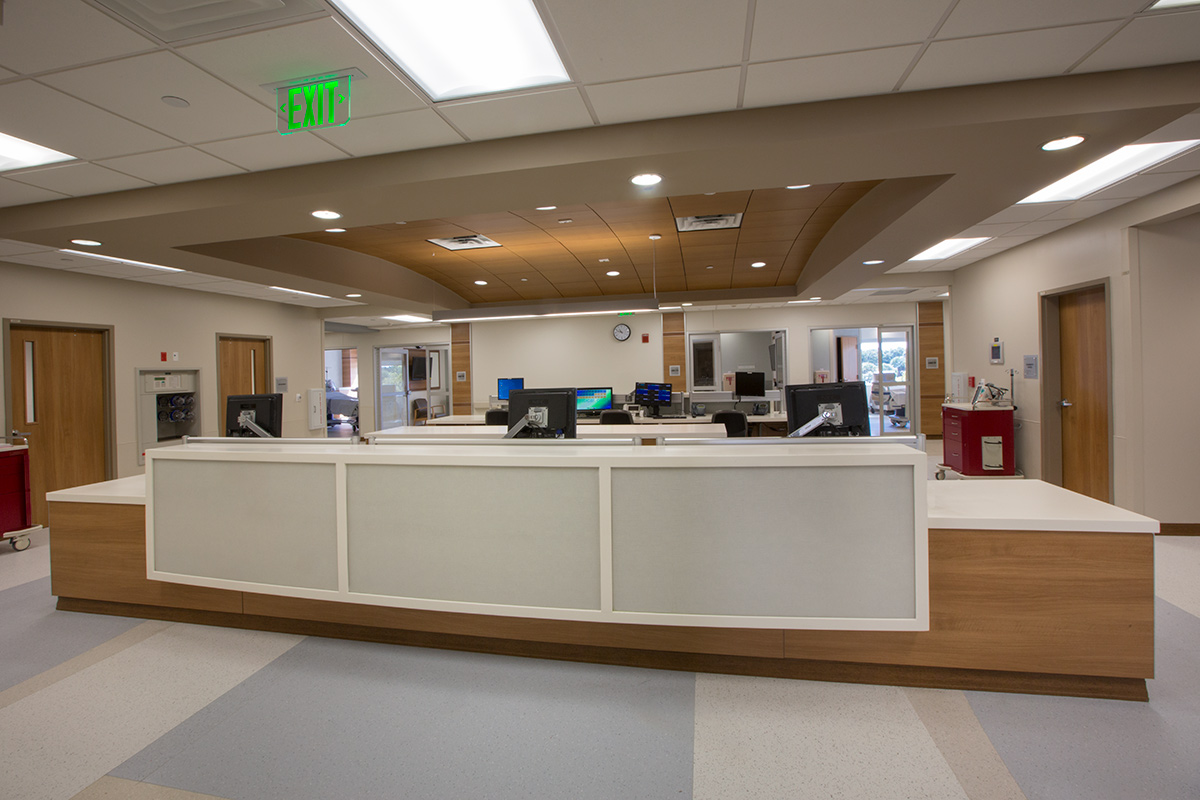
115;637;695;800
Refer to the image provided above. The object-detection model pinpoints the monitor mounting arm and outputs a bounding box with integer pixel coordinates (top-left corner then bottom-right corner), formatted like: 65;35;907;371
785;402;844;438
237;411;275;438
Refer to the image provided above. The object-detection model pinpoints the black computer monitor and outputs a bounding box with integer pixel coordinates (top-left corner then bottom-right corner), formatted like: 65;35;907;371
734;371;766;399
784;382;870;437
576;387;613;413
633;382;672;417
497;377;524;401
225;393;283;438
507;388;577;438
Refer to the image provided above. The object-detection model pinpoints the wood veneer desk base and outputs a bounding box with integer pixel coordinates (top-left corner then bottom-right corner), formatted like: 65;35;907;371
48;500;1154;702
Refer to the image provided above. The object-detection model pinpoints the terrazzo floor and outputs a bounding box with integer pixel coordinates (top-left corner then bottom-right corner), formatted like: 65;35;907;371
2;466;1198;799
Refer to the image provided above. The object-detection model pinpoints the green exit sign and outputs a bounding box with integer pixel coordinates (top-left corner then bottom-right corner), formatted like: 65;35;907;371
277;74;351;135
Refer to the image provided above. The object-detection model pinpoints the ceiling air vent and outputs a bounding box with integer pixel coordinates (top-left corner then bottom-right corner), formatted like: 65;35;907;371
427;235;503;251
675;213;743;232
96;0;325;42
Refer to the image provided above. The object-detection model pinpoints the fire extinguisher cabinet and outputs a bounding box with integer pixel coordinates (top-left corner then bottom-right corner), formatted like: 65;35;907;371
940;403;1016;477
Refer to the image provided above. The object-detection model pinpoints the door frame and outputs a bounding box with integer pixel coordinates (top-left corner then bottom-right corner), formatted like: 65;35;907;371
1039;279;1113;495
1;318;117;480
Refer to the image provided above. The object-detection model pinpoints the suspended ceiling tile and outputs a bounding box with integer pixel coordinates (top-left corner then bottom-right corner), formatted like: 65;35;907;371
1152;147;1200;174
1088;171;1196;200
902;23;1123;91
0;66;16;80
751;0;948;60
0;81;177;160
98;147;246;184
1039;197;1130;221
544;0;748;84
743;46;920;108
125;271;226;286
0;239;53;257
0;179;69;209
41;51;276;144
1;249;98;269
586;69;741;126
1010;218;1076;236
956;221;1027;238
7;162;153;195
1136;111;1200;144
982;203;1067;224
439;89;594;141
0;0;156;74
938;0;1148;39
178;18;427;117
313;109;463;157
196;131;348;172
1076;9;1200;73
69;262;167;279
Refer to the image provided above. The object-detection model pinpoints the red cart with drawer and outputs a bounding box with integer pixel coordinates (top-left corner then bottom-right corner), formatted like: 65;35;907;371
938;403;1016;478
1;442;40;551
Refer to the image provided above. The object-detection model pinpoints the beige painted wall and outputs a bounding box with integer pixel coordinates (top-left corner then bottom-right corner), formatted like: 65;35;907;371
1;261;326;477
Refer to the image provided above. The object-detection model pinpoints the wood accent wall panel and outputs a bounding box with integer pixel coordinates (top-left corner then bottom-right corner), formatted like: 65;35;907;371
662;313;686;386
450;323;472;415
917;301;946;438
48;502;243;613
784;528;1155;678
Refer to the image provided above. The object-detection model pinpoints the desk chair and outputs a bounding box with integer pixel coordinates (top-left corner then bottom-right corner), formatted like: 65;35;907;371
484;408;509;425
712;409;749;437
411;398;429;425
599;409;634;424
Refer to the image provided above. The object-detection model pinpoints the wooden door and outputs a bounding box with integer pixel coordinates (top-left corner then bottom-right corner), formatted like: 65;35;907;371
218;336;269;432
1059;286;1110;500
8;325;108;524
836;336;859;381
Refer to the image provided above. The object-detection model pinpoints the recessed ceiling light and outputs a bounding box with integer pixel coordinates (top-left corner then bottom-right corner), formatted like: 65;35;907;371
312;210;341;220
59;249;184;273
631;173;662;187
0;130;74;172
325;228;346;233
598;258;610;263
681;302;692;307
1042;135;1085;151
160;95;190;108
786;184;811;190
809;296;821;301
938;292;950;297
1019;140;1200;203
520;278;528;281
474;280;488;286
606;271;620;277
750;261;766;268
327;0;570;102
70;239;102;247
270;286;331;299
384;313;432;323
536;205;557;211
557;218;573;224
863;259;884;265
346;293;362;298
648;234;662;241
910;238;991;260
706;265;714;270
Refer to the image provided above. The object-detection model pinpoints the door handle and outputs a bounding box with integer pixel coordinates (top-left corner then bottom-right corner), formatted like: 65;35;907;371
1059;400;1073;408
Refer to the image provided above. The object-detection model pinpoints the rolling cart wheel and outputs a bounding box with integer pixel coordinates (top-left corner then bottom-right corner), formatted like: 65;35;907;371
11;536;30;551
935;469;947;480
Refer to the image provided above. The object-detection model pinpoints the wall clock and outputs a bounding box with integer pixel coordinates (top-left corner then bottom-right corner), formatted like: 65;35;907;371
613;323;631;341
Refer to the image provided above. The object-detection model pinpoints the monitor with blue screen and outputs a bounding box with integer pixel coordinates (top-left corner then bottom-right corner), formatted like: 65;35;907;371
497;377;524;401
576;387;613;413
634;382;672;416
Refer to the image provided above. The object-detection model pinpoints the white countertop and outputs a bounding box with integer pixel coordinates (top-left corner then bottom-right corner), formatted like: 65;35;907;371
928;479;1157;533
47;474;146;505
369;423;726;439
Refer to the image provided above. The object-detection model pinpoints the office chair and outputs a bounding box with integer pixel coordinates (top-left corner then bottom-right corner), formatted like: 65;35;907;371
411;398;429;425
599;409;634;424
712;409;749;438
484;408;509;425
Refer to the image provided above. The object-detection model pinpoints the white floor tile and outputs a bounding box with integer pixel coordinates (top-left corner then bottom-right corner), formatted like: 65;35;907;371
0;623;301;800
1155;536;1200;618
692;674;969;800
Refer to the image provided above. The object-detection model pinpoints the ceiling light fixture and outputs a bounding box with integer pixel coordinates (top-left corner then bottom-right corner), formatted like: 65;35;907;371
788;299;819;304
0;131;74;172
682;302;692;307
346;293;362;298
598;258;610;263
1041;135;1085;151
750;261;766;268
1019;140;1200;203
536;205;557;211
325;228;346;233
432;298;659;324
786;184;811;190
909;237;991;260
59;248;184;273
606;271;620;277
631;173;662;187
70;239;102;247
270;286;331;299
649;234;661;299
311;210;341;220
384;313;433;323
863;259;884;265
1149;0;1200;8
327;0;569;101
474;280;488;286
557;218;573;224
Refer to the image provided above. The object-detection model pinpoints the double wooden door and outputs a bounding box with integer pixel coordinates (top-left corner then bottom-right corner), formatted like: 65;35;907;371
7;325;108;524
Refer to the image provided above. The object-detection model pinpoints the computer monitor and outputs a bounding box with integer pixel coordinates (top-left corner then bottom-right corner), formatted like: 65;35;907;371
576;387;613;413
497;377;524;401
633;382;672;417
784;382;870;437
506;388;577;438
225;393;283;438
734;371;766;399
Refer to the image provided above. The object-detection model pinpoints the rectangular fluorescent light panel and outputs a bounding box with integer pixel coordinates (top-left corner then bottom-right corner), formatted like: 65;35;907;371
59;249;184;272
1019;140;1200;204
1149;0;1200;8
0;131;74;172
328;0;570;101
909;237;991;261
270;286;331;298
384;314;433;323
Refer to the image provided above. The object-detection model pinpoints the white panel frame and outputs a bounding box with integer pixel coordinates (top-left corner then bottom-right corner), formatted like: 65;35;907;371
146;441;928;631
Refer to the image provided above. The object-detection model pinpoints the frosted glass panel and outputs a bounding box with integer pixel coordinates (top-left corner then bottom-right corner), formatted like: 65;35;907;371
347;464;601;609
611;465;915;618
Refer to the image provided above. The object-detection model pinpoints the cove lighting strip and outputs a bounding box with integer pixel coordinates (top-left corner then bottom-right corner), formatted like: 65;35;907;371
1020;140;1200;204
